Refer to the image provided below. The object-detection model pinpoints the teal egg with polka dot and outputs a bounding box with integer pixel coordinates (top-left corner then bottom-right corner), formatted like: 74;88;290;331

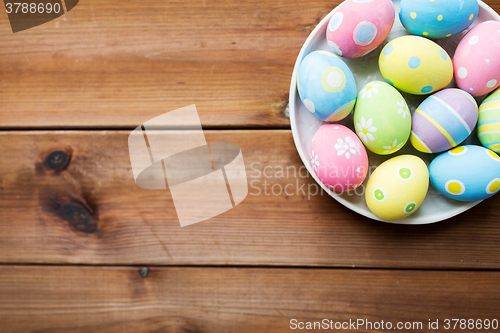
430;145;500;202
297;51;357;122
399;0;479;39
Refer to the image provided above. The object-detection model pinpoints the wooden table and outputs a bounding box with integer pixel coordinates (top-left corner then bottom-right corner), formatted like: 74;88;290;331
1;0;500;331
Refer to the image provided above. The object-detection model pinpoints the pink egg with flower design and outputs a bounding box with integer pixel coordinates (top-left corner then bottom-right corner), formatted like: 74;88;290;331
326;0;394;58
454;21;500;97
310;124;369;192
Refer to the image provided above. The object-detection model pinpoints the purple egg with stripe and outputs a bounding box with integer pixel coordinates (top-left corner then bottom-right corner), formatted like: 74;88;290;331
410;88;478;153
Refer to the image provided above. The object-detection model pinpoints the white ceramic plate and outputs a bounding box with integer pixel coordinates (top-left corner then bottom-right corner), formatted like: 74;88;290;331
289;0;500;224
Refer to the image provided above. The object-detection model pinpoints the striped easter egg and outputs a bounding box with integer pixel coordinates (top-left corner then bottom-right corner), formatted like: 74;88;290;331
411;88;478;153
478;88;500;153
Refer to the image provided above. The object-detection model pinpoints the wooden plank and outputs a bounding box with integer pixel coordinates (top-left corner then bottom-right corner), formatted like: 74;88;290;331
0;0;339;128
1;0;500;129
0;266;499;332
1;130;500;268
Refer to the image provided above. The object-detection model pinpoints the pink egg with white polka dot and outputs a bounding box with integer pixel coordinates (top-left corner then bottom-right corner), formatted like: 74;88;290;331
454;21;500;97
310;124;369;193
326;0;394;59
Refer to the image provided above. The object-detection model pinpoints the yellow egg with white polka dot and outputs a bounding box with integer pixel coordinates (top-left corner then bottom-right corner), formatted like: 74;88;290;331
379;36;453;95
365;155;429;220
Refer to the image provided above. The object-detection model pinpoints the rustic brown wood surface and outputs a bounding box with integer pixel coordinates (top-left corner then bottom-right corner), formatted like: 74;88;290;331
0;266;499;332
2;0;496;129
2;0;500;331
0;0;334;128
1;130;500;269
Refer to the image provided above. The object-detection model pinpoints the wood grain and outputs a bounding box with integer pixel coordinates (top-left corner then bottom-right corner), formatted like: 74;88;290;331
0;0;338;128
2;0;498;129
2;1;500;329
1;130;500;268
0;266;499;332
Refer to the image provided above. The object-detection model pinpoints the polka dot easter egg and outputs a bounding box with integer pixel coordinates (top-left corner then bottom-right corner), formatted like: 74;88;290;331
379;36;453;95
454;21;500;97
410;88;478;154
326;0;394;58
310;124;368;193
365;155;429;220
430;145;500;202
478;88;500;153
298;51;357;122
399;0;478;39
354;81;411;155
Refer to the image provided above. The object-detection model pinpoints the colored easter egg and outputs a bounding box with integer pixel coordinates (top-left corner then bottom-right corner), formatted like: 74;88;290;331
410;88;478;153
454;21;500;97
298;51;357;122
478;88;500;153
326;0;394;58
399;0;478;39
365;155;429;220
353;80;411;155
379;36;453;95
430;145;500;202
310;124;368;192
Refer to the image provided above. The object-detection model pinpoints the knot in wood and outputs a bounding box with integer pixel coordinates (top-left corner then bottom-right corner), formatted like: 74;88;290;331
44;150;71;171
139;267;149;278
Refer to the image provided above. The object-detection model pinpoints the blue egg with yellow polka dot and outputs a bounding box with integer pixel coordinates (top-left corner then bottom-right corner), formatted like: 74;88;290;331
399;0;479;39
297;50;357;122
430;145;500;202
